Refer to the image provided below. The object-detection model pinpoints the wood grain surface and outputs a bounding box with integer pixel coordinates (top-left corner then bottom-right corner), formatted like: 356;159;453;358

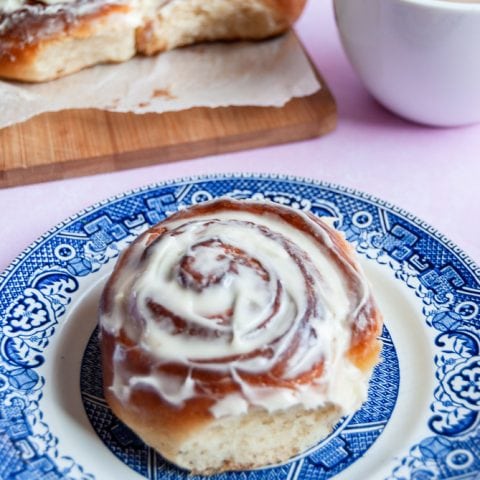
0;36;336;189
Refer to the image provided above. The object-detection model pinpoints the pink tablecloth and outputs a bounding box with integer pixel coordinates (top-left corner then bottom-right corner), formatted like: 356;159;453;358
1;0;479;273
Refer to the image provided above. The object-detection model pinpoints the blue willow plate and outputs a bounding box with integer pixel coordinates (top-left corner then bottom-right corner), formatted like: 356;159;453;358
0;174;479;480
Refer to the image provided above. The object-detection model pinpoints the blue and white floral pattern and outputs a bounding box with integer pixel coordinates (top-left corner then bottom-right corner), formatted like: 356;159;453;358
0;174;478;480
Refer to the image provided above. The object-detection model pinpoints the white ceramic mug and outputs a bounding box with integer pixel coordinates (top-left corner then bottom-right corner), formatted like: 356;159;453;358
334;0;480;126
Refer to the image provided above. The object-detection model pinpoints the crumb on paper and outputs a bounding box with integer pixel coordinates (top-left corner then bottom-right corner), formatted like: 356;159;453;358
152;88;176;100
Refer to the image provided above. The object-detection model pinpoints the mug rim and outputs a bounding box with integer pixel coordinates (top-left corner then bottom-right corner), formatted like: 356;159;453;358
396;0;480;10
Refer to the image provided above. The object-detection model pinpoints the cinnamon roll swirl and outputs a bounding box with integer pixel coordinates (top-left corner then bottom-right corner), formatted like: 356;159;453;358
99;198;382;474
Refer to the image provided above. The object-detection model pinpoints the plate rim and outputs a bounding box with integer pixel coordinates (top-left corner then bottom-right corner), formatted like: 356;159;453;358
1;172;479;284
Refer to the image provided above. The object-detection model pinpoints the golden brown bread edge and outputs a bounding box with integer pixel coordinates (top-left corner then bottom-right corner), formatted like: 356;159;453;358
99;208;383;474
0;0;307;82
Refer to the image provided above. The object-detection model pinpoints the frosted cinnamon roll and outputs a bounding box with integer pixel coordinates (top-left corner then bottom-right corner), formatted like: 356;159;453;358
0;0;307;82
99;198;382;474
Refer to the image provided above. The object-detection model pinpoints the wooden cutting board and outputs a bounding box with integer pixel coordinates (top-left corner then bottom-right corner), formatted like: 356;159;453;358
0;36;336;189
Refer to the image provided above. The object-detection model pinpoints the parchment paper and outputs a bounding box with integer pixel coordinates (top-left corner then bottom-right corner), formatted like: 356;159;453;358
0;32;320;129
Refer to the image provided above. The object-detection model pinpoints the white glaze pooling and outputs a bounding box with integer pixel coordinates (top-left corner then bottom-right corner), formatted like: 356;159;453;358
101;202;373;418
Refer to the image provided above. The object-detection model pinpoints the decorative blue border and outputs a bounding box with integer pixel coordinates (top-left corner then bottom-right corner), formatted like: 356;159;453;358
0;173;479;480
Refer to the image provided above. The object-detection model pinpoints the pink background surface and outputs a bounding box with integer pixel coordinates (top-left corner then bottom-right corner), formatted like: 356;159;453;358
1;0;479;273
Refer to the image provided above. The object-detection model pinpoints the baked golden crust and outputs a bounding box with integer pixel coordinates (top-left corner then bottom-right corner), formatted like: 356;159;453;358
265;0;307;24
0;0;308;82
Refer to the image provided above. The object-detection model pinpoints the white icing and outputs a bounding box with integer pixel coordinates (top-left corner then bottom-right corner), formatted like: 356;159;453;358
0;0;170;15
0;0;23;12
101;201;374;419
41;0;74;4
128;372;196;406
210;393;249;418
0;0;101;14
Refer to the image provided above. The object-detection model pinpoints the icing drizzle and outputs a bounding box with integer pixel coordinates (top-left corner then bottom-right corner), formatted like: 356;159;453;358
99;199;379;418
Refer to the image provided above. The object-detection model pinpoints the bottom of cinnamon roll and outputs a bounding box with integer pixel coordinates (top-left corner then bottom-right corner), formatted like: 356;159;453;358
108;396;344;474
